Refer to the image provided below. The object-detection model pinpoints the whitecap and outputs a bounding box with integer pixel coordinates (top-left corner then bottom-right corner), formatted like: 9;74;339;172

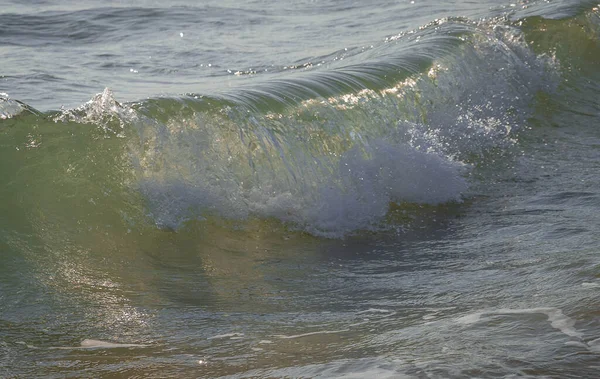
456;308;582;338
53;339;149;349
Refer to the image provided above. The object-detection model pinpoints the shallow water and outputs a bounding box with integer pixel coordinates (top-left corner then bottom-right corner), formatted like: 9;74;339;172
2;0;600;377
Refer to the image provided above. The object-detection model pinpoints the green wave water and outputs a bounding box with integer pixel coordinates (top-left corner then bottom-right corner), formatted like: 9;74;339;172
2;4;600;377
4;11;588;236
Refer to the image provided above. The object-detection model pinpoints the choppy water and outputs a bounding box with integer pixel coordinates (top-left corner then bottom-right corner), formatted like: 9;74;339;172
1;0;600;377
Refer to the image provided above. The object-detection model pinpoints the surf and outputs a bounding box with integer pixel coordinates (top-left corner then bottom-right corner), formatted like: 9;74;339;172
1;5;599;238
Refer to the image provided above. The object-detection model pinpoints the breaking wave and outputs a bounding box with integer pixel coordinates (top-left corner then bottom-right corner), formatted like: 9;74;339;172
2;6;599;238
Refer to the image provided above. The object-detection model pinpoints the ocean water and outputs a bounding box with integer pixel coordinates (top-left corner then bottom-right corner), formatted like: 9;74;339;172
1;0;600;377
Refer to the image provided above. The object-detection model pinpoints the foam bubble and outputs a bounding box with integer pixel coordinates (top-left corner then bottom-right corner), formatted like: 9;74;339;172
54;88;134;135
582;282;600;288
273;329;350;339
457;308;582;338
139;137;467;238
52;339;149;349
207;333;244;340
588;338;600;353
224;358;411;379
456;312;484;325
79;339;149;348
0;94;37;120
356;308;393;314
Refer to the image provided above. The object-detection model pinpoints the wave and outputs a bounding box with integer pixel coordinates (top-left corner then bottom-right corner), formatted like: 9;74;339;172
0;94;41;120
1;7;599;238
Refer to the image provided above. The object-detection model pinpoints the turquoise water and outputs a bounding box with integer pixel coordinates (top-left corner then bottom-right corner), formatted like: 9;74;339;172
2;0;600;377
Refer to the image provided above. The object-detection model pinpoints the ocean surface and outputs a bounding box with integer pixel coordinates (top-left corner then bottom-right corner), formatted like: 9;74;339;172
1;0;600;377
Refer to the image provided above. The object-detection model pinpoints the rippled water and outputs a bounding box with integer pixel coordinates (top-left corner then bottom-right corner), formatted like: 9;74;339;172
1;0;600;377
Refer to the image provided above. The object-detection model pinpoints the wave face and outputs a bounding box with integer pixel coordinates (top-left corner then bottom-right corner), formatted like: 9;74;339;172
127;23;547;237
2;4;600;237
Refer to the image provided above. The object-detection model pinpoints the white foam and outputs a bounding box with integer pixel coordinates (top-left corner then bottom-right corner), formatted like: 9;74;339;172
15;341;38;349
53;339;149;349
54;88;133;134
564;338;600;353
136;122;468;238
217;358;410;379
0;95;28;120
207;332;244;340
564;341;588;348
273;329;349;339
582;282;600;288
457;308;582;338
588;338;600;353
356;308;393;314
348;321;370;327
79;339;149;348
543;309;582;338
241;140;467;238
456;312;484;325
